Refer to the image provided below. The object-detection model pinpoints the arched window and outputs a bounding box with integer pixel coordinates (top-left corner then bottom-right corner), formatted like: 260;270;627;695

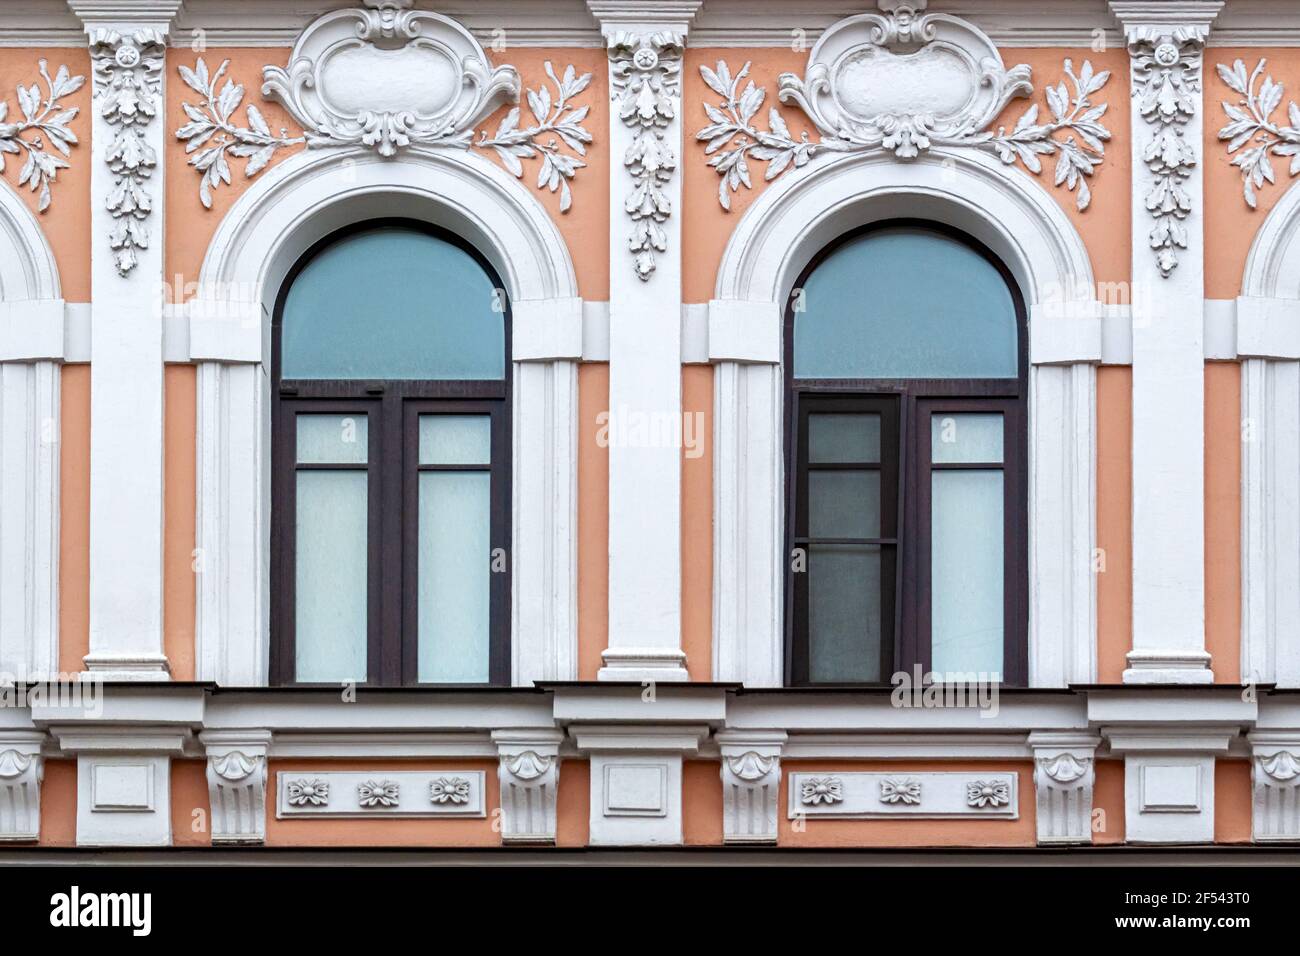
786;221;1027;685
271;220;510;686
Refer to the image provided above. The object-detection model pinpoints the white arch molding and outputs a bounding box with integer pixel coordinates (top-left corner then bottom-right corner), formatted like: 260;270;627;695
1239;182;1300;687
0;179;64;680
710;148;1101;687
192;146;582;685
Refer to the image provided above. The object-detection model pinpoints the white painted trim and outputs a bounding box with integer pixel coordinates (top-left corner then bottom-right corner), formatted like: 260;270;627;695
711;147;1099;688
0;182;62;684
0;300;65;362
194;146;580;687
582;301;610;362
1205;298;1239;360
513;297;584;362
195;361;268;686
1239;180;1300;687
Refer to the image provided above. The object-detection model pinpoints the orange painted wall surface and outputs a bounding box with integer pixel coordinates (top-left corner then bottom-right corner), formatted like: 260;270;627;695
682;365;713;680
0;48;91;301
59;366;91;673
265;760;500;846
683;760;724;845
1205;362;1241;684
1204;49;1300;298
37;759;77;847
578;363;609;680
1097;367;1133;682
681;46;1131;304
556;759;590;847
163;48;608;301
172;759;212;847
164;365;196;681
1092;759;1125;844
1215;759;1253;844
778;761;1036;846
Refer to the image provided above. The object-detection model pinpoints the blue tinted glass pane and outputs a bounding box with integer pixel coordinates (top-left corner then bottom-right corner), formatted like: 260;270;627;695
281;227;505;380
794;228;1018;379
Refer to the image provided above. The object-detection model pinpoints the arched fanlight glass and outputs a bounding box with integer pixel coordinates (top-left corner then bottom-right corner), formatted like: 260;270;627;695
280;226;505;380
793;226;1018;380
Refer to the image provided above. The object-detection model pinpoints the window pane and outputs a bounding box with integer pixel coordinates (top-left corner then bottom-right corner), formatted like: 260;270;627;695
418;472;491;682
297;414;368;464
931;413;1004;464
809;469;880;538
419;415;491;466
794;228;1018;379
931;470;1004;679
808;544;882;682
808;413;880;463
295;470;368;682
281;227;505;380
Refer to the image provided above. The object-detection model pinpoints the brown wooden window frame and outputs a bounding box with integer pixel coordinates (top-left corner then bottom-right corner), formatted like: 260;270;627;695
784;219;1029;687
270;219;512;687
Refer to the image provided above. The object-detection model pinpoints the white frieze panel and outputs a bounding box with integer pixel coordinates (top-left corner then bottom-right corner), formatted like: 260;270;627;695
787;772;1019;820
275;771;486;818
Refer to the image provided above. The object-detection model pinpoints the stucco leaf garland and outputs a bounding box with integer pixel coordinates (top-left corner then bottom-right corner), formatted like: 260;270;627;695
176;58;593;212
175;58;303;209
0;60;84;212
477;62;593;212
91;28;166;277
988;59;1112;211
1217;58;1300;209
1129;29;1204;278
697;58;1111;213
610;31;685;280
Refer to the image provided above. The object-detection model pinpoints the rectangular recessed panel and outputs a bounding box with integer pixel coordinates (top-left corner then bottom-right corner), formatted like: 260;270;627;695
787;772;1018;819
91;764;153;812
276;771;487;818
604;765;667;817
1140;765;1202;813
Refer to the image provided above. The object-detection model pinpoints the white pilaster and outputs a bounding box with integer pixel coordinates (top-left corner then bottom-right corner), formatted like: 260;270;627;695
1105;725;1235;843
73;0;183;680
1111;2;1222;684
493;728;564;844
1029;732;1100;844
200;729;271;844
571;722;708;846
0;732;45;842
589;1;700;682
59;726;189;847
0;359;61;681
717;729;785;844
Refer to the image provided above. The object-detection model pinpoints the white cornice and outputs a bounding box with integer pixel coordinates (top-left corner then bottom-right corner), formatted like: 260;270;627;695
67;0;186;29
1109;0;1224;37
3;0;1300;49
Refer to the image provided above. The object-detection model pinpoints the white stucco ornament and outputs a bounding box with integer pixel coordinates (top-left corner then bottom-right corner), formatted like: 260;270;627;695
177;2;592;211
261;1;518;157
698;0;1110;211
